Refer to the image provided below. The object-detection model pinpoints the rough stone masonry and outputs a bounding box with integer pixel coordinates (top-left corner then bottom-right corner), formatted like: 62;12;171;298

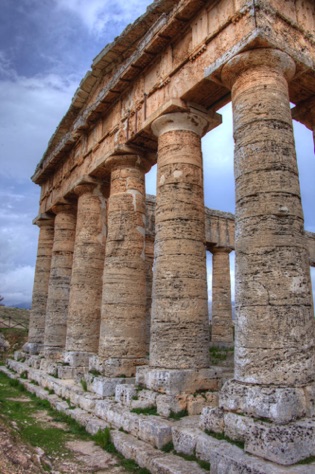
11;0;315;472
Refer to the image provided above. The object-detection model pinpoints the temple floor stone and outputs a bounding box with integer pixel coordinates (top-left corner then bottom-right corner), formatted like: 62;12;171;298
4;356;315;473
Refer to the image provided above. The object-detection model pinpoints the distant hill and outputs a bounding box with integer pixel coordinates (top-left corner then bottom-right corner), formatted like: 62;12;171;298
12;302;32;310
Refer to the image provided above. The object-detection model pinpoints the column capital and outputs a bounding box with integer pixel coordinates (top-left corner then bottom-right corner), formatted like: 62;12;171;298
51;201;76;216
209;245;232;255
151;106;221;138
221;48;296;90
291;96;315;131
105;152;152;173
32;213;54;227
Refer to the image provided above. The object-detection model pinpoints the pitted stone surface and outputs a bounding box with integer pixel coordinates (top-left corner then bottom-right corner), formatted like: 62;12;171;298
65;182;106;356
27;215;54;351
210;246;233;345
149;109;220;370
99;154;148;377
221;48;315;386
44;204;76;353
219;379;307;424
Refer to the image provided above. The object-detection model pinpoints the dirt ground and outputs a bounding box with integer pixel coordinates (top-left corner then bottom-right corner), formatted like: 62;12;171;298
0;409;128;474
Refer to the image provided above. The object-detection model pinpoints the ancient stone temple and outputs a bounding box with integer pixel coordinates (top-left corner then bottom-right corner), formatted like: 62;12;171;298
3;0;315;472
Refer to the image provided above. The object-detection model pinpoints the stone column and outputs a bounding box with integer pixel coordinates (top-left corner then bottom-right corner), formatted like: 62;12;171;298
216;49;315;465
145;235;154;353
43;203;76;358
209;246;233;347
221;48;315;387
98;154;149;377
149;108;220;370
64;181;107;368
24;214;54;354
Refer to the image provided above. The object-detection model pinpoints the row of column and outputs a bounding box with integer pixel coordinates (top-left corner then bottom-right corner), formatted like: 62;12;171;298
28;47;314;392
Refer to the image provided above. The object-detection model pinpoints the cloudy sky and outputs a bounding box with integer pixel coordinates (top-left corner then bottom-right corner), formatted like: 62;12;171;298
0;0;314;308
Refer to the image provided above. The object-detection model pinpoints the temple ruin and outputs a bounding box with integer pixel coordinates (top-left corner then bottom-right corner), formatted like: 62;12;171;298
3;0;315;472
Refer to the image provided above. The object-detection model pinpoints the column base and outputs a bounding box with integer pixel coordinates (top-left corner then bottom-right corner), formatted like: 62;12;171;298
64;351;92;368
220;379;315;424
22;342;43;355
90;355;148;378
203;379;315;466
41;347;64;361
136;366;223;396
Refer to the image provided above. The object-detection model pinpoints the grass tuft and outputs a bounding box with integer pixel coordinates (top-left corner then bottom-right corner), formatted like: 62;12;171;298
130;406;158;416
169;409;188;420
80;378;88;392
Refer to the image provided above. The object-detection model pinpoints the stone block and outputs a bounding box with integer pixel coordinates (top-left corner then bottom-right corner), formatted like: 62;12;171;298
187;394;207;416
115;384;137;406
130;389;157;409
57;366;76;379
87;374;135;397
224;412;254;443
220;379;307;424
156;394;187;417
138;416;173;449
150;453;205;474
246;419;315;465
199;407;224;433
77;393;101;412
85;418;109;435
172;425;200;455
64;351;91;368
141;367;221;395
195;432;222;462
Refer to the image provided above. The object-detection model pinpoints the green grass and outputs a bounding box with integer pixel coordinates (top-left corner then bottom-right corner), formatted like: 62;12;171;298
80;378;88;392
92;428;150;473
209;346;234;365
130;406;158;416
297;455;315;465
175;451;210;471
89;369;102;377
205;429;244;449
0;371;89;457
169;409;188;420
161;441;174;453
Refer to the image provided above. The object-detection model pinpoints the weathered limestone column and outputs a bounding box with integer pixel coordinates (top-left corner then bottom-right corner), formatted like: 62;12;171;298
43;203;76;358
145;235;154;353
98;154;149;377
215;49;315;465
24;214;54;354
149;108;221;370
209;246;233;347
221;48;315;386
64;181;106;368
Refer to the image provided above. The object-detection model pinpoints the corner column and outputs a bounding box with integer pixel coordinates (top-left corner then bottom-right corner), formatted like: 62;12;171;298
98;154;149;377
43;203;76;359
64;181;107;369
209;246;233;347
216;48;315;465
24;214;54;354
